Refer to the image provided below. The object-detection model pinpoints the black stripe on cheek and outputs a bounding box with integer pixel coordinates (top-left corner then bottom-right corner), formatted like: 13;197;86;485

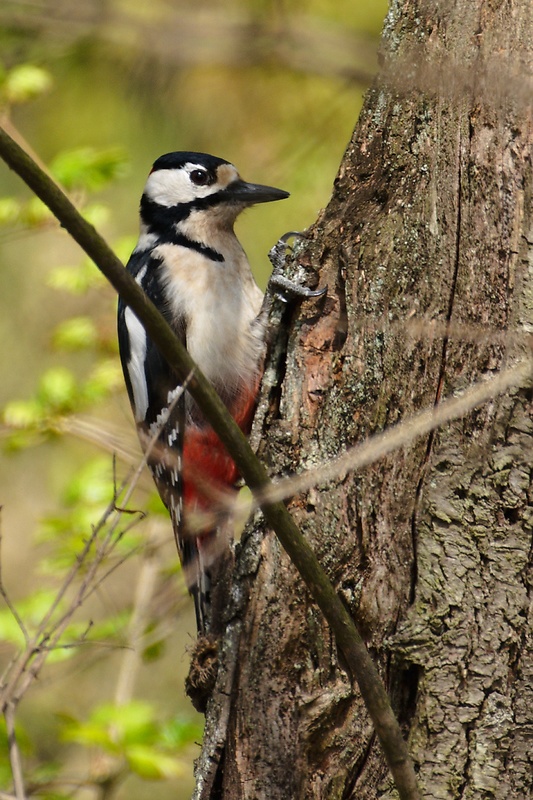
141;190;237;226
141;192;229;227
141;194;188;226
167;231;224;263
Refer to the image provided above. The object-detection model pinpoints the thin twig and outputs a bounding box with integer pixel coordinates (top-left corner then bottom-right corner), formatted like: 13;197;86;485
250;359;532;509
0;472;134;712
0;370;190;717
59;415;140;463
5;702;27;800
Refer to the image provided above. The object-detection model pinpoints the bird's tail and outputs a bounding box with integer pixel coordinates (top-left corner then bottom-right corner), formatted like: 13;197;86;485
171;500;237;637
179;533;212;635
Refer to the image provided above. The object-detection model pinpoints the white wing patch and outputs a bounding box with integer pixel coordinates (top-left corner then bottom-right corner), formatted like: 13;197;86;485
133;231;158;254
124;307;149;421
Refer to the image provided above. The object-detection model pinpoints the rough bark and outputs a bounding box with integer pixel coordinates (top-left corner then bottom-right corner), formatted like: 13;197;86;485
195;1;533;798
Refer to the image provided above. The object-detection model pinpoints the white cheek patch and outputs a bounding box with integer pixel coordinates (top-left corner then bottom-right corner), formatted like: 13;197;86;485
145;169;196;206
124;307;149;421
144;165;229;207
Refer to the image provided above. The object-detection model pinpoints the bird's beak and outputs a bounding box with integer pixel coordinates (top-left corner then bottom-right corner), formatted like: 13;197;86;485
224;179;290;205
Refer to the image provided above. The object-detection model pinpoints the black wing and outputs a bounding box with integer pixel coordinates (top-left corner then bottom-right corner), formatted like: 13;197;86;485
117;250;211;632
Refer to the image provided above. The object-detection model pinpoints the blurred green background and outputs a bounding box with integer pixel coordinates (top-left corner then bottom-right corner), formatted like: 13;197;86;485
0;1;387;797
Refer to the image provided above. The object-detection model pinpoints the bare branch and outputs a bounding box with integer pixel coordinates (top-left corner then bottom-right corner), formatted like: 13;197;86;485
5;702;27;800
253;359;532;509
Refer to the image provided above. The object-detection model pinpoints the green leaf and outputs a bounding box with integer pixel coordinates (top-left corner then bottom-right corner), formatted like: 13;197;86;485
141;635;165;663
84;611;129;643
21;195;54;226
62;457;113;506
0;196;21;224
81;202;111;227
50;147;129;192
62;701;158;750
37;456;141;569
3;64;52;104
106;702;158;746
0;589;60;646
47;261;107;294
33;791;67;800
3;398;43;428
2;428;44;452
160;715;203;749
0;607;27;648
61;718;112;749
81;359;123;402
125;745;186;780
38;367;78;412
113;235;137;263
146;490;168;516
52;317;98;351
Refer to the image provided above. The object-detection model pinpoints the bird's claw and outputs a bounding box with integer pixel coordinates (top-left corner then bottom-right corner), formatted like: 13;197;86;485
267;231;327;303
268;274;327;301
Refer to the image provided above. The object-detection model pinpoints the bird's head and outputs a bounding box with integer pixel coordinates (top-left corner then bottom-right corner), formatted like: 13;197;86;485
140;151;289;231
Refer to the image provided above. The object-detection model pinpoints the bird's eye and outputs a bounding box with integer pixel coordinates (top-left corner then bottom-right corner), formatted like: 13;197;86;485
190;169;210;186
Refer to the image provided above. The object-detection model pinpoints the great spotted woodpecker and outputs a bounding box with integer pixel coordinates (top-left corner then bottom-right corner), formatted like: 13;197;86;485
117;151;291;634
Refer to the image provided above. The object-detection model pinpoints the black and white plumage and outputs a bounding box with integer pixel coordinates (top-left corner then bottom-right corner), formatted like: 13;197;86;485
117;152;289;633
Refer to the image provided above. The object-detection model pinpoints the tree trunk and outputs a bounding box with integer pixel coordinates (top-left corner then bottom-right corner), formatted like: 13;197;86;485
194;1;533;798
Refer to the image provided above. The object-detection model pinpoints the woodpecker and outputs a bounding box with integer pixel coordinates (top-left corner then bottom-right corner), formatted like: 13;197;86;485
117;151;291;634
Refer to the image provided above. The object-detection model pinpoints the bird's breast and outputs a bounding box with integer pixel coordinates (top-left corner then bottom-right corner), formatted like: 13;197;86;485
154;242;265;393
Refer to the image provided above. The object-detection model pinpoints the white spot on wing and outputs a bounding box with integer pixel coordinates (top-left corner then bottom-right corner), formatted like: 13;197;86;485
170;493;182;530
167;386;183;404
168;426;179;446
135;264;148;284
134;233;157;254
124;307;148;421
149;406;170;435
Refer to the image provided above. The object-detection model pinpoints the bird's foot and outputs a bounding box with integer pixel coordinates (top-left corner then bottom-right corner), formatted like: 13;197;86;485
267;231;327;303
